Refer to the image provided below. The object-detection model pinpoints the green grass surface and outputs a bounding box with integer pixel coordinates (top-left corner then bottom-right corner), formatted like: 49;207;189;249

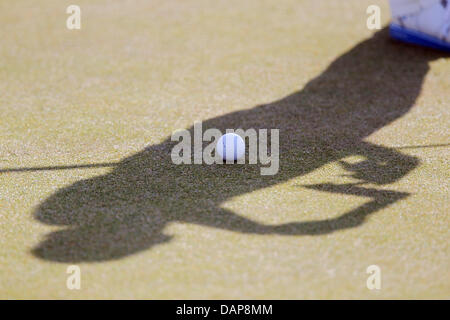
0;0;449;299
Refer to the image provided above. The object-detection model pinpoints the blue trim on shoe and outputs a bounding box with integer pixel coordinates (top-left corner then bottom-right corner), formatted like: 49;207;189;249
389;23;450;52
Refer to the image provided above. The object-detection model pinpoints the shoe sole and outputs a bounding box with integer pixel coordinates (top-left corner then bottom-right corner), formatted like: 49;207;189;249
390;23;450;53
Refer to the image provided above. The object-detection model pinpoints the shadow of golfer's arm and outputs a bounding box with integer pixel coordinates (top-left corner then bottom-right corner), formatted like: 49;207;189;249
191;184;409;236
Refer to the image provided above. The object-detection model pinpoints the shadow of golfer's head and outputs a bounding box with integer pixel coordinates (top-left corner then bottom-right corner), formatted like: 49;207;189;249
33;29;447;262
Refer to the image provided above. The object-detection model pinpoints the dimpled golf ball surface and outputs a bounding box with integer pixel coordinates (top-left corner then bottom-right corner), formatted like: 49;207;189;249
217;133;245;161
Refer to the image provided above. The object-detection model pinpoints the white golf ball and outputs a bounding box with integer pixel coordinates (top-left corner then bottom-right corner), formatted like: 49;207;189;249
217;133;245;161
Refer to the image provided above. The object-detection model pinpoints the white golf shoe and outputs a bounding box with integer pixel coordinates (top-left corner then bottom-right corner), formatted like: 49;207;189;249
390;0;450;51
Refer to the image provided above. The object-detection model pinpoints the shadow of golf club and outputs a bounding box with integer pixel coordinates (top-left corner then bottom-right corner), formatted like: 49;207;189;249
31;28;447;262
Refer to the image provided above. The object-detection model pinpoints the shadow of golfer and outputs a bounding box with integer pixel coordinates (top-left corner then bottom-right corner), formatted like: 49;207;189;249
32;29;447;262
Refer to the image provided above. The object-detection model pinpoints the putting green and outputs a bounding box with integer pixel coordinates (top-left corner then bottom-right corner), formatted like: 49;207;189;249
0;0;449;299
